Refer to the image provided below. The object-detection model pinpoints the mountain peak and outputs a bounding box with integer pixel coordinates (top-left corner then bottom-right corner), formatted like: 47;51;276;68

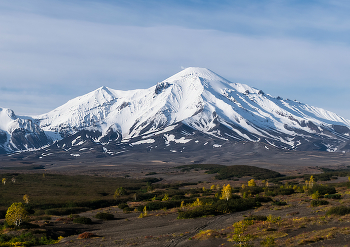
164;67;226;84
2;68;350;154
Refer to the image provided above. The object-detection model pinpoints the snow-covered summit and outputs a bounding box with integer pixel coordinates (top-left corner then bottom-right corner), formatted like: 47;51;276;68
1;67;350;154
35;67;350;141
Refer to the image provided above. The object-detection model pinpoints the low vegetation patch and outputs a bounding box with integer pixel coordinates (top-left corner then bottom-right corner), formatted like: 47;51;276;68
0;232;57;246
326;206;350;216
95;212;114;220
177;197;263;219
72;216;92;224
177;164;283;180
78;232;95;239
324;194;341;199
311;199;329;207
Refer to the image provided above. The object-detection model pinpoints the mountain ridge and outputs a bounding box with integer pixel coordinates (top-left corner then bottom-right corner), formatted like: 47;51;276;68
1;67;350;155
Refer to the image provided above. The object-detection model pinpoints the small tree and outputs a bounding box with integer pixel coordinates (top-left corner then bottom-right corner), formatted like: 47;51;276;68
248;179;256;187
309;175;315;188
192;198;202;207
210;185;215;190
162;193;169;201
146;182;153;192
261;236;276;246
5;202;27;226
228;220;252;246
114;187;126;199
11;177;16;183
23;194;30;204
311;191;320;200
220;184;232;201
2;178;6;185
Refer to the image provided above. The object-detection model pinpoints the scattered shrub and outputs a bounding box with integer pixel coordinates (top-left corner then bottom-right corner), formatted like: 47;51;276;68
178;198;260;219
118;203;128;209
241;186;264;195
73;216;92;224
142;199;194;211
95;212;114;220
311;200;329;207
78;232;95;239
145;172;157;176
265;187;295;196
176;164;282;180
324;194;341;199
326;206;350;216
0;232;57;246
308;184;336;196
261;236;276;247
272;201;287;206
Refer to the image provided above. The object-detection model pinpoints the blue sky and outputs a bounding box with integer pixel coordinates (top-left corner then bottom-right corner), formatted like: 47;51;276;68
0;0;350;119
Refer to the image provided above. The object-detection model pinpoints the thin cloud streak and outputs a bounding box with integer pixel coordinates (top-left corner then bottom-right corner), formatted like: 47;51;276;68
0;1;349;119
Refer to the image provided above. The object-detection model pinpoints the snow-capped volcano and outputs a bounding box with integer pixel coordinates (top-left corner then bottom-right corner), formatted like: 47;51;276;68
1;67;350;155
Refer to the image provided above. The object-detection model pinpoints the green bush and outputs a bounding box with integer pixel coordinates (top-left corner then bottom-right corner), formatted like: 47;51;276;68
176;164;282;180
177;205;217;219
178;198;260;219
324;194;341;199
0;232;57;246
118;203;128;209
95;212;114;220
73;216;92;224
326;206;350;216
272;201;287;206
265;187;294;196
311;200;329;207
241;186;264;195
308;184;336;196
142;199;195;211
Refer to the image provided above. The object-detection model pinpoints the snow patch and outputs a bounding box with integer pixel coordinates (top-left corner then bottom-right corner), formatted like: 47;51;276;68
164;134;191;145
131;139;155;145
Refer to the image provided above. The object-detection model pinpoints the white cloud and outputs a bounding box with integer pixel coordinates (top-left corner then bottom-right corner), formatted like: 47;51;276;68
0;1;349;119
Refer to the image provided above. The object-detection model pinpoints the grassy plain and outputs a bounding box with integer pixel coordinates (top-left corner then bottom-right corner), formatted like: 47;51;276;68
1;165;350;246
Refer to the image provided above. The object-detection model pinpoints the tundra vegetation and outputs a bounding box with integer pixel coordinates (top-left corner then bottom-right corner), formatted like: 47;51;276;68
1;165;350;246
